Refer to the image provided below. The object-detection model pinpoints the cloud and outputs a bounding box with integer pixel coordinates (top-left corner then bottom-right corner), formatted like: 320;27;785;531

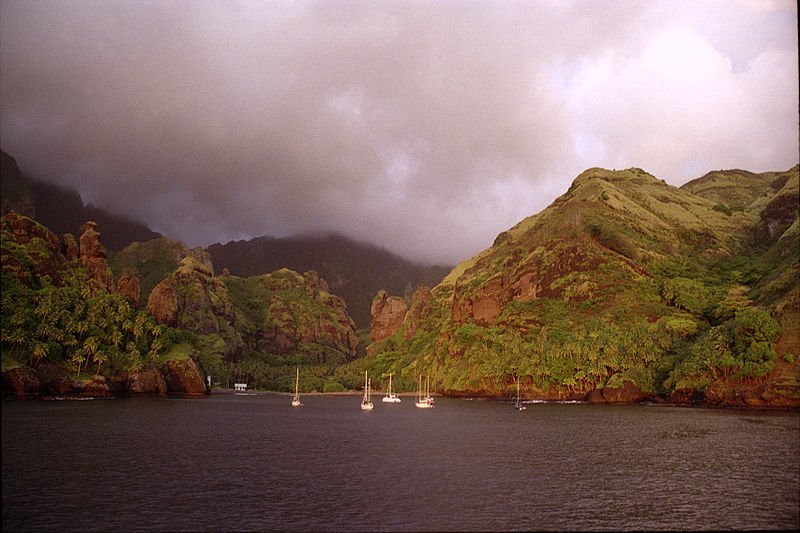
564;22;798;183
1;0;797;265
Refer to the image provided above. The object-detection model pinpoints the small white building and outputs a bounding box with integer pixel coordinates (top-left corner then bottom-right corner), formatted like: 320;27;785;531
234;383;248;392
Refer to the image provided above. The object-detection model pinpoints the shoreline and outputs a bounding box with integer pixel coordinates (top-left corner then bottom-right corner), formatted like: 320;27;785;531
213;389;799;410
4;388;797;410
4;392;798;409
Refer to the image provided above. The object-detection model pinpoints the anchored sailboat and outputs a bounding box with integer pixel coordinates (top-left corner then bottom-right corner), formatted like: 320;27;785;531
415;374;434;408
382;373;401;403
291;367;303;407
361;370;374;410
514;376;526;411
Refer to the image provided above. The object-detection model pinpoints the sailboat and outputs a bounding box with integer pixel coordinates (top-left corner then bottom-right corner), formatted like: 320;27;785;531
361;370;374;410
514;376;526;411
291;367;303;407
382;373;402;403
425;376;435;406
415;374;434;408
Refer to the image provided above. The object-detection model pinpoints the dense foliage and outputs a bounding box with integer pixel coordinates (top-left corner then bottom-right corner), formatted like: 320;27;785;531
2;271;169;375
0;216;176;378
208;233;450;328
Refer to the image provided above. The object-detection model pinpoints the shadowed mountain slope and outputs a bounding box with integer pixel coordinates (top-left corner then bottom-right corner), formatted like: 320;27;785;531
1;148;161;251
208;233;450;329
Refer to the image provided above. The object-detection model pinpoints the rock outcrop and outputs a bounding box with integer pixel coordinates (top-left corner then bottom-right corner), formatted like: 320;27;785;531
62;233;79;261
161;358;208;397
125;365;168;396
703;376;800;408
1;361;207;399
2;366;42;399
404;286;432;339
79;221;113;290
587;380;651;404
370;289;407;341
72;374;115;398
116;274;142;308
37;363;73;396
146;278;180;326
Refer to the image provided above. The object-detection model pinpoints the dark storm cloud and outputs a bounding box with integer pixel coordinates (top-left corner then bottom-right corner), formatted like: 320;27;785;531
1;0;797;264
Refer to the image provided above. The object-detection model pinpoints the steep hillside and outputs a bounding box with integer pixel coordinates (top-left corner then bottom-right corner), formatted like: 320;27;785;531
208;233;450;329
108;237;213;309
367;166;799;407
0;148;161;251
681;168;782;211
27;179;161;251
1;150;35;217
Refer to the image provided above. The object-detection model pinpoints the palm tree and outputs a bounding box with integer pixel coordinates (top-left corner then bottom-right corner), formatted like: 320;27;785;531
71;349;87;378
92;348;108;376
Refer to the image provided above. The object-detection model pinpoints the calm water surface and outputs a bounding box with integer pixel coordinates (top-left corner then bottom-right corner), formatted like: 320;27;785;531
3;394;798;532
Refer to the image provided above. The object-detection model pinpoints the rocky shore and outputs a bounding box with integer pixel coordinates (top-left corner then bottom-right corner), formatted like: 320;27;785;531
2;357;209;399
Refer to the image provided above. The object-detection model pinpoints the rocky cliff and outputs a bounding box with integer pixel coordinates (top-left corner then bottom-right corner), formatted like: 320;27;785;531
370;289;407;342
143;257;359;366
223;268;359;364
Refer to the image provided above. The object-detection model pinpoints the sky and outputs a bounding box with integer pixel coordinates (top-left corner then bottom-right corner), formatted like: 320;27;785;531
1;0;797;266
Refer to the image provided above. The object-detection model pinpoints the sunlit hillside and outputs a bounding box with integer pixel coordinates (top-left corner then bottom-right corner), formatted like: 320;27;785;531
367;166;799;406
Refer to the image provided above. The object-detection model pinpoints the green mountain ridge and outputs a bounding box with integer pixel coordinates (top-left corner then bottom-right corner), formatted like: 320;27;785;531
208;233;451;329
366;166;799;407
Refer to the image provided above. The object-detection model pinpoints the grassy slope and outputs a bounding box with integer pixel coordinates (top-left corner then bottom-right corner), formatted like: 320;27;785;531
368;166;799;401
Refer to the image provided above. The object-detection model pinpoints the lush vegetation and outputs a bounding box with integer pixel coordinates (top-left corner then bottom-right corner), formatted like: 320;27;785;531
108;237;189;306
365;166;799;400
1;270;172;376
0;217;177;379
208;233;450;328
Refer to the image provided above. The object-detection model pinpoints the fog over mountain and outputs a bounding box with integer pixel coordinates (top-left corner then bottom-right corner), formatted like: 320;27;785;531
1;0;797;265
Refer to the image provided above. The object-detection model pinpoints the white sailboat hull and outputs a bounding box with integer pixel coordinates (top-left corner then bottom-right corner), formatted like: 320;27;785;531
292;367;303;407
415;375;434;408
382;374;401;403
361;371;373;410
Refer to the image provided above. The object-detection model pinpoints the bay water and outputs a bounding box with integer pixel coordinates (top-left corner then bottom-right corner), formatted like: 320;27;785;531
3;393;798;531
